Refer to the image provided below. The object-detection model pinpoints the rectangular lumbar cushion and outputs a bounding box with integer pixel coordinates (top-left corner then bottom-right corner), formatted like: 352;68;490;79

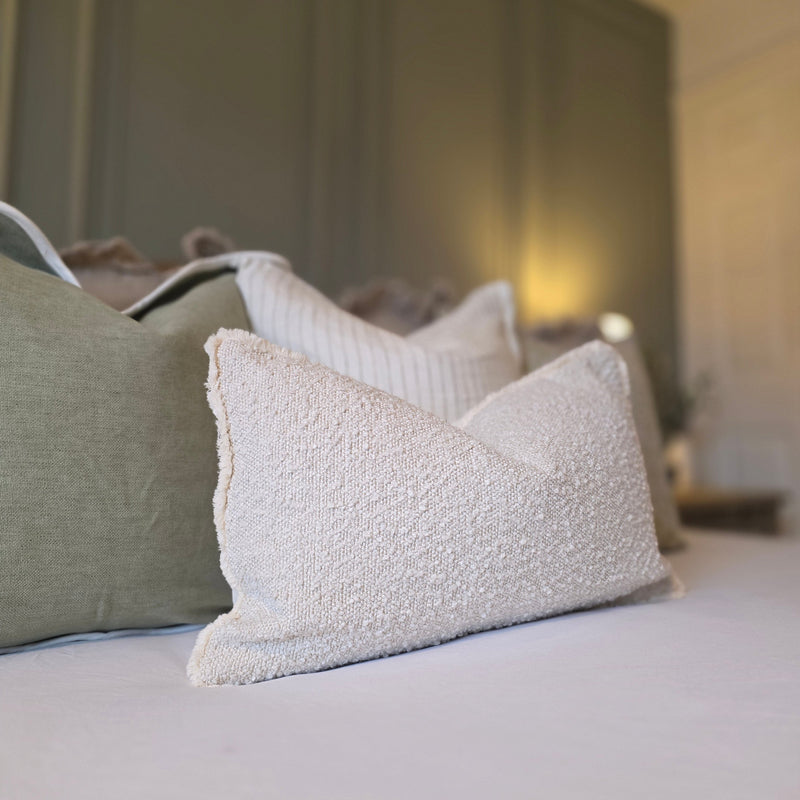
235;258;522;421
188;332;674;686
0;235;269;650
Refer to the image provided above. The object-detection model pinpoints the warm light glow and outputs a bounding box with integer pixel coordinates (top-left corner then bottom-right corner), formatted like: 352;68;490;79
516;245;602;324
598;312;634;343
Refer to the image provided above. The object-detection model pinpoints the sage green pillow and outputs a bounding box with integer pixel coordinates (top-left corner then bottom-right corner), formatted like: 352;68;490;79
0;257;250;649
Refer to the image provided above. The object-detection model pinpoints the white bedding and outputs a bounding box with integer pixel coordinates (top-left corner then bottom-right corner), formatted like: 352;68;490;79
1;530;798;800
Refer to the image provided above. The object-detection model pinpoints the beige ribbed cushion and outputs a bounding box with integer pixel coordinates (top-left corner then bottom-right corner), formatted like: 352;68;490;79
188;333;674;686
235;258;522;421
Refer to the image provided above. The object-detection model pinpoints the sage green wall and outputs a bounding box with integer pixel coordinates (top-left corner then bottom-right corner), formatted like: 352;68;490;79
2;0;676;390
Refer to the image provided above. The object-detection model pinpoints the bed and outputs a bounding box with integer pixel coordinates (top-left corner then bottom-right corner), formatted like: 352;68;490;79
2;529;798;800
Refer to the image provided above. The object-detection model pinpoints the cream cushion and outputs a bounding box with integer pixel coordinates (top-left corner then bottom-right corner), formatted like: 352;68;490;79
235;259;521;421
523;332;684;550
188;333;674;685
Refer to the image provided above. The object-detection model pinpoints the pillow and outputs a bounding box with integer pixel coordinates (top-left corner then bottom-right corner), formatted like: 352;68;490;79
59;226;238;311
0;255;253;650
188;332;674;685
235;258;522;421
60;235;180;311
337;277;455;334
0;200;79;284
68;261;181;311
522;328;684;551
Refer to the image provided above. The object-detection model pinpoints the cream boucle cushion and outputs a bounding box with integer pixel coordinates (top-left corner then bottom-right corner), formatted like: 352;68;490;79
188;332;674;686
235;259;521;421
522;331;684;550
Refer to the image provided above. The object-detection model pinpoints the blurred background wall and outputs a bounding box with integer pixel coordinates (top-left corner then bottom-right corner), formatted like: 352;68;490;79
3;0;798;524
0;0;677;394
643;0;800;524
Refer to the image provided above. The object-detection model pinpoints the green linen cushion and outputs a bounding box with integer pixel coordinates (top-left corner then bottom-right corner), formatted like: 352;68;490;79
0;257;250;649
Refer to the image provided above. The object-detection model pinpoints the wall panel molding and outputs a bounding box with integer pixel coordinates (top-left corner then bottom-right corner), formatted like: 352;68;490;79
66;0;96;242
352;0;391;281
306;0;358;288
6;0;675;395
86;0;134;240
0;0;19;199
305;0;392;291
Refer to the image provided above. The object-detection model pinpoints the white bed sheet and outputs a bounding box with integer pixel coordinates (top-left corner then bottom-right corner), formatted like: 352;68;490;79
1;530;798;800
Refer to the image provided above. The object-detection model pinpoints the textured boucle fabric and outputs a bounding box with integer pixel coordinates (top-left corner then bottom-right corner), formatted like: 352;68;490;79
235;258;522;421
188;332;674;686
522;331;684;550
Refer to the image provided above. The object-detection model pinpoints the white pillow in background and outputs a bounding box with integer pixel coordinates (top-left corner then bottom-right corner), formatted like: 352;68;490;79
235;259;522;421
188;333;675;686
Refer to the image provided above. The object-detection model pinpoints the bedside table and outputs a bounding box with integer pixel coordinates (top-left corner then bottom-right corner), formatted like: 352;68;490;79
674;487;786;534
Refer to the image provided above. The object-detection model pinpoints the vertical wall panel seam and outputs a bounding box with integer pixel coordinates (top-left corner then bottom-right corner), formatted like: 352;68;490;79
0;0;19;199
379;0;395;280
353;0;386;283
353;0;367;285
300;0;317;277
501;0;522;294
67;0;96;242
307;0;334;285
96;0;133;237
